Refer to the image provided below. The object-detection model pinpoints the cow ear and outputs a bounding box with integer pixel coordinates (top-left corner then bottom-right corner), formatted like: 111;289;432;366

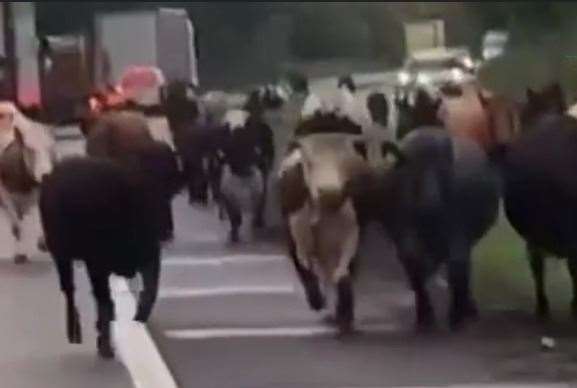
381;141;405;166
352;140;368;160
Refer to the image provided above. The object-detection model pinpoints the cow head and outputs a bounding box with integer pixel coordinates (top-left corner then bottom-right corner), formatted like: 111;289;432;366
284;134;369;214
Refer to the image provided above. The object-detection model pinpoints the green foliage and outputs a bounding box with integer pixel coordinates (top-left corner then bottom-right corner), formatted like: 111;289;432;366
289;6;371;60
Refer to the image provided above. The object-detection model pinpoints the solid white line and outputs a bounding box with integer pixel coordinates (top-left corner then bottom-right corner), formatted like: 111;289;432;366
165;323;397;340
158;285;296;299
339;385;571;388
162;254;285;267
111;276;178;388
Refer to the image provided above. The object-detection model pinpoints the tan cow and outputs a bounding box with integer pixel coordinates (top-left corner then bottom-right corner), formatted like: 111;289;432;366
278;129;371;334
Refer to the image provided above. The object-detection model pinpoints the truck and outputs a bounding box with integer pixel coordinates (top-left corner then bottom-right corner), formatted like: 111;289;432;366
403;19;446;57
0;2;41;108
93;7;199;104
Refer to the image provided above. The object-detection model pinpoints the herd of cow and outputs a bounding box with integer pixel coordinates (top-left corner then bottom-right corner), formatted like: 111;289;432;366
0;72;576;360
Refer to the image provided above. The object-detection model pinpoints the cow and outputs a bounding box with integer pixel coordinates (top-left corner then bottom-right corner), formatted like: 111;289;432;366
0;102;55;263
395;87;442;141
438;81;520;153
374;128;500;330
85;111;181;239
494;83;577;322
217;109;274;242
278;123;372;334
40;153;175;359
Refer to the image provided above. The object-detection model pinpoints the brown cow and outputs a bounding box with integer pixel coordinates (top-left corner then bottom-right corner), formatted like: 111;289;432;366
278;129;371;334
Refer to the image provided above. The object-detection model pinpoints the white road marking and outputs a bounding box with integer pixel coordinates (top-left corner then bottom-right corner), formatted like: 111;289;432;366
341;385;572;388
111;276;178;388
158;285;296;299
165;323;397;340
162;254;285;267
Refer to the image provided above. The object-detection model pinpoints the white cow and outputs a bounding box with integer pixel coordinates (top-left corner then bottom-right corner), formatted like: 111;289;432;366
0;102;55;263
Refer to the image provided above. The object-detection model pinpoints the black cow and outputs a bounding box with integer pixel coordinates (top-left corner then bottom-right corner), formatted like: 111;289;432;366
494;83;577;321
217;109;274;242
39;152;177;359
370;128;499;330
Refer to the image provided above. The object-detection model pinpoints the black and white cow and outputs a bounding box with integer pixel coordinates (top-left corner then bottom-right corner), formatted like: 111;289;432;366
217;109;274;242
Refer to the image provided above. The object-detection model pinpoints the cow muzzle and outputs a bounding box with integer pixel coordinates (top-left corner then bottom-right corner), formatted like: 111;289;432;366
316;188;345;213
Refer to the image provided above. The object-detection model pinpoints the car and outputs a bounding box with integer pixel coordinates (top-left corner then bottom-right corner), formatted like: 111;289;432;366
396;47;477;94
482;30;509;62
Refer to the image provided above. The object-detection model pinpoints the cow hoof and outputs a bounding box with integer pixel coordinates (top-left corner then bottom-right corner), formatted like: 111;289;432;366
536;305;551;322
37;237;48;252
448;313;467;332
336;321;355;338
97;337;115;359
252;218;265;229
465;302;480;321
14;254;28;265
322;314;336;326
416;313;436;333
306;292;326;311
133;310;150;323
11;225;21;240
229;231;240;244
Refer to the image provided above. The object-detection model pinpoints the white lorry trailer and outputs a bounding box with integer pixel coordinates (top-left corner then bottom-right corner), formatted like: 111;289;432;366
93;7;198;102
403;19;446;57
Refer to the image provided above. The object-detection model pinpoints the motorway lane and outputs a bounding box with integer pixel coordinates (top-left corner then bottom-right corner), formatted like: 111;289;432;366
41;85;577;387
141;79;577;387
147;193;577;388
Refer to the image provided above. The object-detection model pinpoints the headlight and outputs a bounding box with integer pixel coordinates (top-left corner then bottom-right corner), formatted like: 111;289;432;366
462;57;474;69
398;71;411;85
416;73;431;85
451;68;464;82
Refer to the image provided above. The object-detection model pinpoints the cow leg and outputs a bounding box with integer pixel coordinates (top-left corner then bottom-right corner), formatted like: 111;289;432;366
222;195;242;243
288;231;325;311
159;198;174;242
395;231;435;329
528;243;549;320
566;257;577;320
402;255;435;330
335;273;355;335
185;158;207;205
87;266;115;359
134;251;161;322
55;258;82;344
13;217;29;265
252;169;268;229
447;236;477;331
